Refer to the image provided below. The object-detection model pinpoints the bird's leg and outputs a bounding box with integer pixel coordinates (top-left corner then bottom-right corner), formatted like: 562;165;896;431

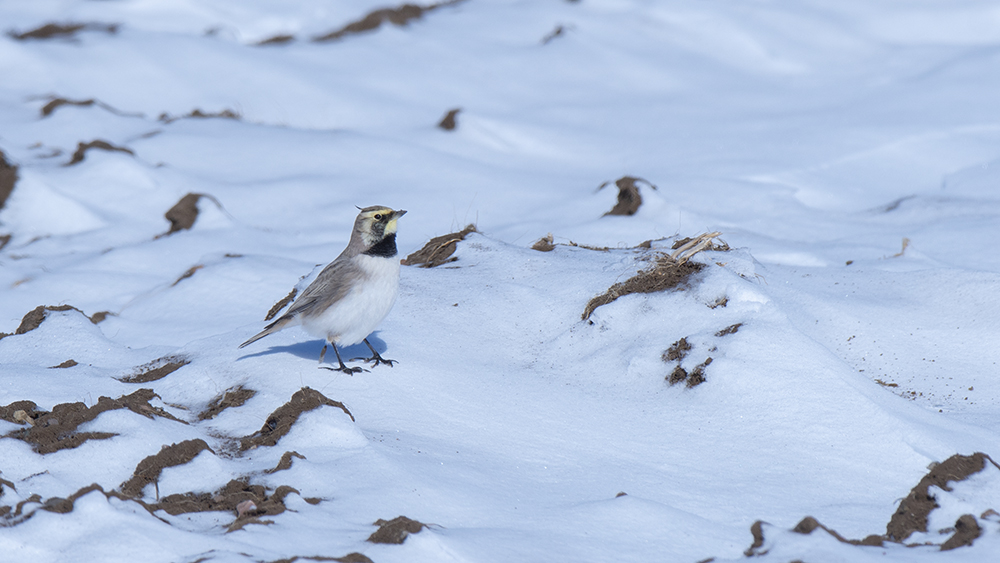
362;338;396;367
321;342;366;374
318;343;328;365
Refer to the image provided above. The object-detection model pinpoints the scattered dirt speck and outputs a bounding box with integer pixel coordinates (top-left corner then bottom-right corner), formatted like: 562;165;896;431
49;359;78;369
597;176;656;216
256;34;296;46
438;108;460;130
172;264;204;286
0;234;10;252
368;515;428;544
66;139;133;166
240;388;355;451
40;98;95;117
121;356;191;384
159;109;241;124
199;385;257;421
402;224;477;267
541;25;565;44
715;323;742;337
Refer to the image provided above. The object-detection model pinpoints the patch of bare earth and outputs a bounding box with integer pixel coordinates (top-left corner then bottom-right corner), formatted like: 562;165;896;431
66;139;133;166
438;108;461;130
159;108;240;124
0;304;113;341
401;224;477;267
8;22;118;41
740;452;999;558
368;515;429;544
1;389;185;454
0;149;17;211
240;387;354;451
313;1;466;42
198;385;257;421
120;355;191;383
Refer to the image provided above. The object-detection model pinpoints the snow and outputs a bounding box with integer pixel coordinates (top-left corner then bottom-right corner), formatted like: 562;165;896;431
2;0;1000;561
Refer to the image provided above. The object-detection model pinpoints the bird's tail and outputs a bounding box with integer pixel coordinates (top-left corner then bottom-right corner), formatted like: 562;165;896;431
238;316;296;349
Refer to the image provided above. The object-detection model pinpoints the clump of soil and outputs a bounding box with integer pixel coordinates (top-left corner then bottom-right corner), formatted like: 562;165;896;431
532;234;556;252
597;176;656;216
0;304;109;341
121;356;190;383
159;109;240;124
171;264;204;286
163;193;204;234
66;139;133;166
240;388;355;451
266;289;298;321
716;323;742;337
401;224;477;267
886;452;998;542
49;359;78;369
40;98;94;117
313;1;465;42
199;385;257;421
3;389;185;454
267;554;374;563
583;256;704;320
120;439;215;498
367;515;428;544
0;234;10;252
256;34;295;46
0;149;18;211
8;22;118;41
662;338;691;362
737;452;999;559
266;451;306;474
438;108;461;130
668;358;712;387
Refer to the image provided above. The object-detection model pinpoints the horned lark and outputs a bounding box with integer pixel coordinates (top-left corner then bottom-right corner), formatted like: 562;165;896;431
239;206;406;374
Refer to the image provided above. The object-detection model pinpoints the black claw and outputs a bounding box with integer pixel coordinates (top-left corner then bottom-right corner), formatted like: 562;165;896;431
320;364;367;375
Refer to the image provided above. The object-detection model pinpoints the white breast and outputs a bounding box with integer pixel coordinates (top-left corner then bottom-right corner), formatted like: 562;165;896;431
300;254;401;346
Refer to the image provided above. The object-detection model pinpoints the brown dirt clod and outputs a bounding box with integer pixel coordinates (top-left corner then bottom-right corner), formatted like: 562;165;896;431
159;109;241;124
240;388;355;451
886;452;997;542
120;439;215;498
368;515;428;544
686;358;712;387
401;224;477;267
582;255;704;320
172;264;204;286
662;337;691;362
0;234;10;251
164;193;203;234
4;389;185;454
941;514;982;551
597;176;656;216
438;108;460;130
256;34;296;46
266;451;306;474
121;356;190;383
266;289;298;321
199;385;257;421
8;23;118;41
49;359;78;369
313;1;464;42
667;365;688;386
531;234;556;252
40;98;95;117
0;150;18;211
66;139;133;166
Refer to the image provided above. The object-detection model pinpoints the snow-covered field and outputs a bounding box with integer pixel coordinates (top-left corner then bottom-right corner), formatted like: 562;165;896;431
2;1;1000;561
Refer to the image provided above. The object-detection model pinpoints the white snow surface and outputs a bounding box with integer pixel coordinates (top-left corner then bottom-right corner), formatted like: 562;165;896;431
1;1;1000;561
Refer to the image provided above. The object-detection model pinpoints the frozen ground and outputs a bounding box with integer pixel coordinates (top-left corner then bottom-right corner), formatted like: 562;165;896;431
1;1;1000;561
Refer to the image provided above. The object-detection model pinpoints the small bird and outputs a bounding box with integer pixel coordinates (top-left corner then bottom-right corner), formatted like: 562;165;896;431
239;205;406;374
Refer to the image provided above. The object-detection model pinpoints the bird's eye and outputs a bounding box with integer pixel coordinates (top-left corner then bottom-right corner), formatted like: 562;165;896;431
374;214;383;220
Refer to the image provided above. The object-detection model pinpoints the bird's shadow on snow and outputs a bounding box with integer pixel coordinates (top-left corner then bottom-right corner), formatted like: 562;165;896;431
236;334;389;366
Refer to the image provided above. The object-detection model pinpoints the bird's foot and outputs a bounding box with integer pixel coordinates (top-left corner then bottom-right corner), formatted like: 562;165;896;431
352;352;396;368
320;363;367;375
